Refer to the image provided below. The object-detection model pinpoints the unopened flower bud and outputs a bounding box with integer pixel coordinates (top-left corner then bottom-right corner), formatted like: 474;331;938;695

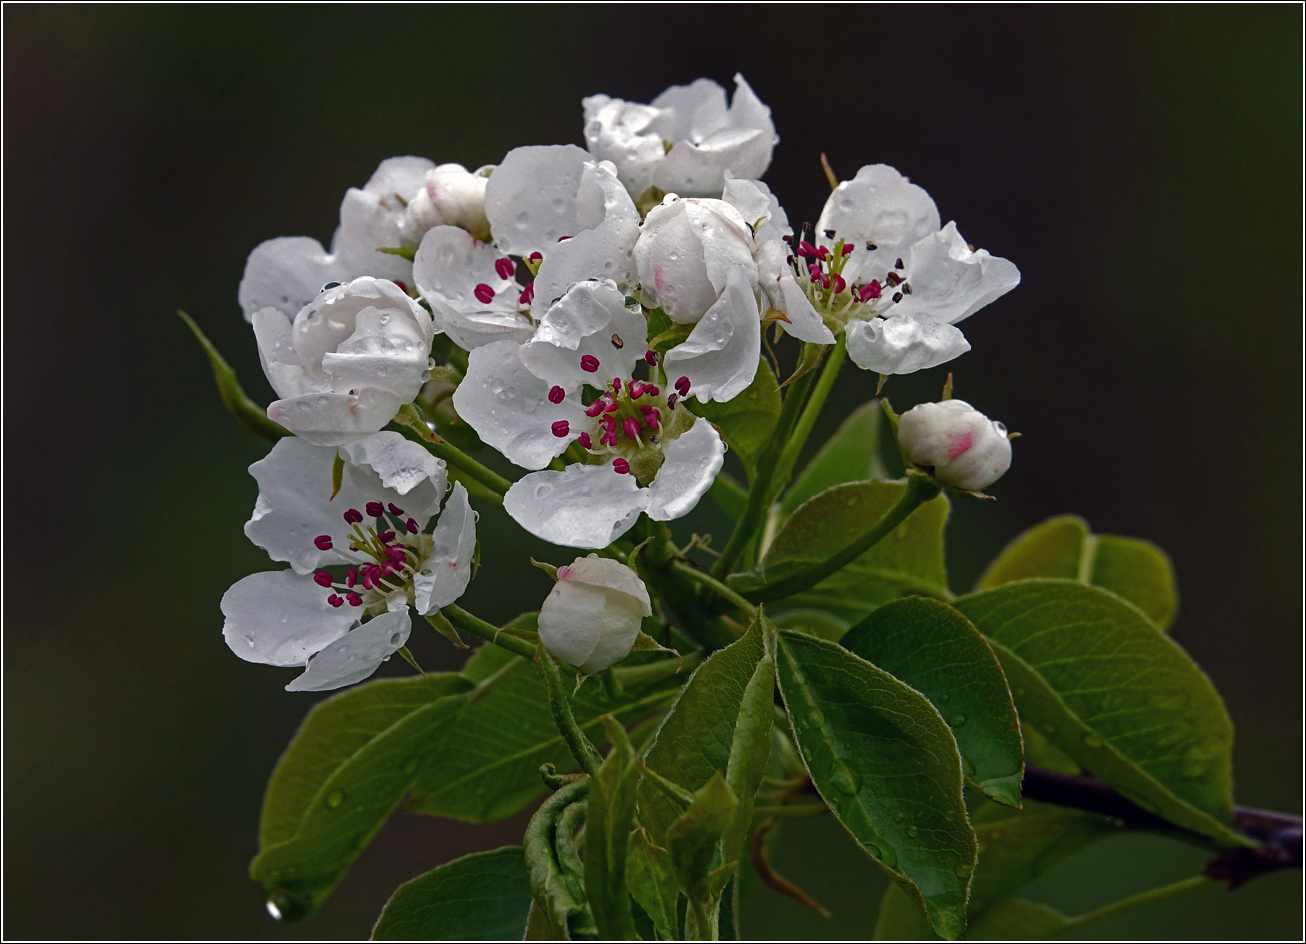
897;399;1012;491
402;163;493;242
537;555;652;675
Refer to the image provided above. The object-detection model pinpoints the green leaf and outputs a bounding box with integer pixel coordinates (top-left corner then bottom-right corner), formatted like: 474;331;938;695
874;801;1116;939
954;580;1245;845
759;481;951;617
976;515;1178;631
1090;535;1178;631
259;674;472;848
371;846;532;940
841;597;1024;807
178;309;290;442
253;685;474;919
524;778;594;939
965;899;1070;939
771;608;848;641
408;644;681;822
774;630;976;940
781;400;888;515
585;719;640;940
637;616;768;847
721;639;775;863
692;358;780;477
667;772;737;903
627;829;680;941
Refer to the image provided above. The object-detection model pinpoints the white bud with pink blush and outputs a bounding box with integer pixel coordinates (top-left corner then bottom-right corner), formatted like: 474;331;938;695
897;399;1012;491
537;555;652;675
401;163;493;243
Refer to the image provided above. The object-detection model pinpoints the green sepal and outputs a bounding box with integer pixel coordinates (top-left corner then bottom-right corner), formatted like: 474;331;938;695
424;610;469;649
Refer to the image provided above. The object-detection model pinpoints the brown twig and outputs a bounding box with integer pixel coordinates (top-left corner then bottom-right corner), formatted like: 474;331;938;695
749;818;831;919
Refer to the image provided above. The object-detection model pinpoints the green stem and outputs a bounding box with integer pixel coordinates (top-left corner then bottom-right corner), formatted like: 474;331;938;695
635;518;740;651
671;561;757;617
1063;875;1212;931
745;475;941;604
178;310;290;443
770;334;846;500
712;370;817;578
535;641;605;777
612;651;703;688
439;605;536;659
387;407;513;497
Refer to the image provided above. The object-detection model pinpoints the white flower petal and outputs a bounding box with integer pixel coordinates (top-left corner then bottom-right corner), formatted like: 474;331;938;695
285;608;413;692
412;226;527;349
817;164;941;284
769;276;837;345
530;161;640;320
252;306;328;400
222;570;356;666
844;315;971;376
363;156;437;199
645;418;724;521
239;237;348;322
635;197;756;324
577;590;648;676
504;463;646;548
292;277;432;380
721;173;789;245
582;94;664;200
338;431;447;511
413;483;477;614
899;222;1021;325
520;280;647;388
484;144;595;257
663;267;760;403
321;306;431;402
245;437;387;573
266;389;405;447
558;555;652;613
536;579;605;667
452;340;587;470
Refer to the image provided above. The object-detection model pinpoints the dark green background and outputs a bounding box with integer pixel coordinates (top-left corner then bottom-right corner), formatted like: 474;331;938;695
5;4;1300;939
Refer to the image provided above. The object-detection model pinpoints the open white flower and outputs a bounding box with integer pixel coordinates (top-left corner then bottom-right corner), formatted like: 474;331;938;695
583;74;777;203
538;555;652;675
223;433;476;691
897;399;1012;491
252;277;436;446
239;157;485;321
765;164;1020;375
412;146;640;351
452;281;728;548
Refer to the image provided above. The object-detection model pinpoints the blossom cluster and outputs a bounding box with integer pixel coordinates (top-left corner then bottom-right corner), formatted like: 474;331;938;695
222;75;1020;686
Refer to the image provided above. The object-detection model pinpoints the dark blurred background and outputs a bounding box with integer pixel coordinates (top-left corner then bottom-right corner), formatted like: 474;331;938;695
4;4;1300;939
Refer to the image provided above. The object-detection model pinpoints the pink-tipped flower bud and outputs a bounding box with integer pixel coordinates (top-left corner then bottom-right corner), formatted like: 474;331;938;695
537;555;651;675
897;400;1012;491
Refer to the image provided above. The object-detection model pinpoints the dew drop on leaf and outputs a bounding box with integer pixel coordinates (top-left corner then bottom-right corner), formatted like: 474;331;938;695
326;790;345;808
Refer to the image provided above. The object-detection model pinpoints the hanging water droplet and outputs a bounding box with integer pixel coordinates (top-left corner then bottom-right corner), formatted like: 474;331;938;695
326;790;345;808
829;761;862;796
266;899;283;921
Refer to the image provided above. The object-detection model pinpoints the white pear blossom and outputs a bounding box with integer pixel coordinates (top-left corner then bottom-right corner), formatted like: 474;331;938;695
635;182;832;347
763;164;1020;375
897;399;1013;491
538;555;652;675
583;74;778;202
238;157;491;321
223;433;476;691
252;277;436;446
452;280;729;548
412;145;640;351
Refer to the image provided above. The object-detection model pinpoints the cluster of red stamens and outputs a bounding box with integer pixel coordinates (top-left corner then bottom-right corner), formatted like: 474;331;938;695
781;224;912;309
472;251;544;308
311;502;422;608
